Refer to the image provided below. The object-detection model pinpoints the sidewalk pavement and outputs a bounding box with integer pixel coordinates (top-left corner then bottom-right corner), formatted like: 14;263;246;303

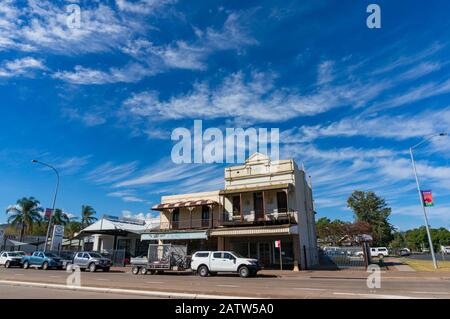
110;266;450;280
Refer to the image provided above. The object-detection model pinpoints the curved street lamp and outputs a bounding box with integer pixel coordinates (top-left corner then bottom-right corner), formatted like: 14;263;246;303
409;133;447;269
32;160;60;253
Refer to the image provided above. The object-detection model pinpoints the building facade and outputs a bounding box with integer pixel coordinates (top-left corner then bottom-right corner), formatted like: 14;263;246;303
143;153;319;270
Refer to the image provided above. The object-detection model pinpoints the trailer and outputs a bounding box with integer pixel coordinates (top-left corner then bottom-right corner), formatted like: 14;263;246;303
131;244;190;275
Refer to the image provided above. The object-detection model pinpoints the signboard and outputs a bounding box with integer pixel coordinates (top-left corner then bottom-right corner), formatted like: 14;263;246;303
50;225;64;251
141;231;207;241
44;208;53;218
421;190;434;207
274;240;281;248
0;229;4;246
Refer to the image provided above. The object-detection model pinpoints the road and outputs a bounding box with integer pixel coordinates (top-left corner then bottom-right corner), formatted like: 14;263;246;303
1;268;450;299
0;283;158;299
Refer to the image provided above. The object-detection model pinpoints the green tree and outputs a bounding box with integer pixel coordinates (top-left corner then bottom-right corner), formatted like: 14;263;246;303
347;190;394;246
80;205;97;228
5;197;43;241
49;208;70;226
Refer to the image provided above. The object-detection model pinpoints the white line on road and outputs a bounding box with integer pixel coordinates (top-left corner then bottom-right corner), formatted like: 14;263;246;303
49;276;61;278
95;279;108;281
0;280;254;299
411;291;450;295
293;287;326;291
333;292;418;299
13;274;24;276
146;281;164;284
216;285;240;288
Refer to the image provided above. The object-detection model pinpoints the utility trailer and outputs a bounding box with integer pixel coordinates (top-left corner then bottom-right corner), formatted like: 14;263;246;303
131;244;190;275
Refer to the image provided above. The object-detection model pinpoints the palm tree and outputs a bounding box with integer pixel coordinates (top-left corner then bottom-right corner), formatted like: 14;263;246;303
79;205;97;250
65;219;81;250
50;208;70;226
80;205;97;228
6;197;43;242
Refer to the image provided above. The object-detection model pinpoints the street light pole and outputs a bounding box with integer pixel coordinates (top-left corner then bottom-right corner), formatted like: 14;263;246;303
32;160;60;253
409;133;447;270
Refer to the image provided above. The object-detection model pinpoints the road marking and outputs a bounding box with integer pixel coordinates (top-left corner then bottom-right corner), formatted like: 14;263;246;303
333;292;418;299
95;278;108;281
411;291;450;295
146;281;164;284
0;280;254;299
216;285;240;288
13;274;24;276
293;287;326;291
49;276;61;278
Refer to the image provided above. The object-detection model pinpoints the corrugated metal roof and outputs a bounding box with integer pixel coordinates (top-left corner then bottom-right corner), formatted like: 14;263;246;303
210;225;297;237
220;183;292;194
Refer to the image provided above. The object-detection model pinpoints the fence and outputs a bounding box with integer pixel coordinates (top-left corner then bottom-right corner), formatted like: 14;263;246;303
317;246;367;270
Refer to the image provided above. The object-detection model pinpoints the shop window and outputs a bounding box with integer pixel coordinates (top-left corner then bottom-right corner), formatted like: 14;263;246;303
277;191;288;213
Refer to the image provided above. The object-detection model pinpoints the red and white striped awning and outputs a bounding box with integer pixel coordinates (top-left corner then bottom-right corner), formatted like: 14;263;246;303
152;199;218;211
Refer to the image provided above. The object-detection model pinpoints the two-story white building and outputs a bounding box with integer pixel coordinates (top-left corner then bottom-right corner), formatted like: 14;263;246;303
143;153;319;270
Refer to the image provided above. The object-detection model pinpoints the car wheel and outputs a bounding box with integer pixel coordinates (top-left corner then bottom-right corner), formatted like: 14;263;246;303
103;267;110;272
23;261;29;269
131;266;140;275
88;263;96;272
140;267;148;275
198;265;209;277
149;270;156;275
42;262;49;270
5;261;11;268
239;266;250;278
378;254;384;259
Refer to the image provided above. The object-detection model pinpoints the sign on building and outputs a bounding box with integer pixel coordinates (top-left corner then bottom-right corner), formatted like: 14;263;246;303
421;190;434;207
50;225;64;251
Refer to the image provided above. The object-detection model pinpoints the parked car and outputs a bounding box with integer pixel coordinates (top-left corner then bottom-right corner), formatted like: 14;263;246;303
58;251;76;269
399;248;411;256
355;247;389;258
0;251;23;268
190;251;262;278
370;247;389;258
21;251;63;270
441;246;450;254
69;251;111;272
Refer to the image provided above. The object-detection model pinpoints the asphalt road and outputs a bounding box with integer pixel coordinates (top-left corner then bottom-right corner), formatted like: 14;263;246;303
1;267;449;299
0;283;158;299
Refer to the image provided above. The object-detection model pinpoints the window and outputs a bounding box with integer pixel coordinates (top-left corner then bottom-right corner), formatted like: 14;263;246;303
195;252;209;258
223;252;234;260
76;253;83;258
276;191;288;213
172;208;180;221
83;253;90;258
213;252;222;258
232;196;241;216
1;253;6;257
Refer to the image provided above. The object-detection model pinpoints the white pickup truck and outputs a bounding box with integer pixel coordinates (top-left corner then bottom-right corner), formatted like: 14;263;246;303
190;251;262;278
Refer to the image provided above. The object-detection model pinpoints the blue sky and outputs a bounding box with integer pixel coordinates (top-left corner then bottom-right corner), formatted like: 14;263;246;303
1;0;450;230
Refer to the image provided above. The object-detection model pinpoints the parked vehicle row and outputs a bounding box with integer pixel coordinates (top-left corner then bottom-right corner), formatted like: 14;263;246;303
0;250;112;272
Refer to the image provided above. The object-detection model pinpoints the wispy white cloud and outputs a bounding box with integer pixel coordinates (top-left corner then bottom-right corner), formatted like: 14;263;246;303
86;161;139;184
0;57;46;78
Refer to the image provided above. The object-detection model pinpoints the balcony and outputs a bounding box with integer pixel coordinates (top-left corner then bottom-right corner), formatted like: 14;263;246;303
157;210;298;231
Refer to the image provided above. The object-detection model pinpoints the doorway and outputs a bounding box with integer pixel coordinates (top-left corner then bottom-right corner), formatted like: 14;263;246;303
253;192;264;220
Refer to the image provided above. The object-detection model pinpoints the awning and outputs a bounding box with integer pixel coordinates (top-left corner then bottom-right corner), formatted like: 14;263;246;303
210;225;298;237
141;231;208;241
152;199;218;211
7;239;43;246
219;183;293;195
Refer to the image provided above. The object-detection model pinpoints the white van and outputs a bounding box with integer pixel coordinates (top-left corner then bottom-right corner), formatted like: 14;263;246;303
441;246;450;254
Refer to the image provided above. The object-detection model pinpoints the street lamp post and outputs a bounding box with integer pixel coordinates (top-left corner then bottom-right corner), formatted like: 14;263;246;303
409;133;447;270
32;160;60;253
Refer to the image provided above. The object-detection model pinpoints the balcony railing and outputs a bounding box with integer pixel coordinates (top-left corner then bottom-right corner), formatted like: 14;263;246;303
156;211;298;231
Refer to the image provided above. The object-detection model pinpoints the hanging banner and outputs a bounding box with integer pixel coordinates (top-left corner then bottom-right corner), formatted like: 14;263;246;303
275;240;281;248
421;190;434;207
44;208;53;218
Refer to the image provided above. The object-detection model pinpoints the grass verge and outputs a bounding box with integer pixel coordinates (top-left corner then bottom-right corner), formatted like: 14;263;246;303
401;258;450;272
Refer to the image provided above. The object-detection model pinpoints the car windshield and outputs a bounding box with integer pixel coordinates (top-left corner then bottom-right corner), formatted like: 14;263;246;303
8;252;21;257
89;253;103;258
